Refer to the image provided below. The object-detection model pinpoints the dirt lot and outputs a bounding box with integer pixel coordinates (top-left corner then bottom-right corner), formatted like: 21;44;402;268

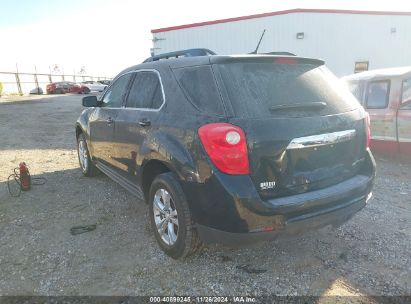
0;95;410;298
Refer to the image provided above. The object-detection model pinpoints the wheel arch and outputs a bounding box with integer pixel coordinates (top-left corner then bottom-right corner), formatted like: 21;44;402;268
140;159;175;203
75;124;84;139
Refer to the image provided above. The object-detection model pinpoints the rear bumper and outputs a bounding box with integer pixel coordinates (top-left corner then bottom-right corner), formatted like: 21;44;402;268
183;149;376;245
197;191;371;245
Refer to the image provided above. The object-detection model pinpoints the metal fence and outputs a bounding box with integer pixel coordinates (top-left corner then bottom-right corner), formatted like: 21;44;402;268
0;71;111;95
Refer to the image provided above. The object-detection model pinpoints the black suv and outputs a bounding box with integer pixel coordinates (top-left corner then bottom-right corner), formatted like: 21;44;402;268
76;50;376;259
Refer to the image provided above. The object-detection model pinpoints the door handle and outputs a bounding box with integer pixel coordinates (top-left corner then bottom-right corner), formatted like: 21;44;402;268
138;118;151;127
106;117;114;125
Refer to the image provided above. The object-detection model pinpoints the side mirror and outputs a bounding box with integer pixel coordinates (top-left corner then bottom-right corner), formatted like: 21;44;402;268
82;95;99;107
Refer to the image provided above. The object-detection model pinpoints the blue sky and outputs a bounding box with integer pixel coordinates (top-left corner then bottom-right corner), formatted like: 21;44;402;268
1;0;411;76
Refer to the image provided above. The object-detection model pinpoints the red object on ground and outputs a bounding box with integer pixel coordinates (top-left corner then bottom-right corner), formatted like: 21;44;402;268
19;162;31;191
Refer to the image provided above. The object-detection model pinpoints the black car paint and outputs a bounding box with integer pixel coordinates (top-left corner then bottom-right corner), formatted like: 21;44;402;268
76;55;376;244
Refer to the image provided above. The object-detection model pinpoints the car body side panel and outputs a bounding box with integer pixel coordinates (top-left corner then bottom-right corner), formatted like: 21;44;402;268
88;107;119;166
137;113;226;184
398;106;411;154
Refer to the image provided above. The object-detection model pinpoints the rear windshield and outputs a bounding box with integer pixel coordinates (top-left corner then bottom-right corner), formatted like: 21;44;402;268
216;63;359;118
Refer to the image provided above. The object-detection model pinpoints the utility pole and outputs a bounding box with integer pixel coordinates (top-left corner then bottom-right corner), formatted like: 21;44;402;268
15;63;23;95
48;66;52;84
34;65;40;93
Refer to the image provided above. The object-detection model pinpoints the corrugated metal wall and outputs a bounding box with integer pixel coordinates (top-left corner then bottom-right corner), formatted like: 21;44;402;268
151;12;411;76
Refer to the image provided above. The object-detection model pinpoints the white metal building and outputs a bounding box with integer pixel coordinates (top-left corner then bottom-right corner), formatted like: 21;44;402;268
150;8;411;76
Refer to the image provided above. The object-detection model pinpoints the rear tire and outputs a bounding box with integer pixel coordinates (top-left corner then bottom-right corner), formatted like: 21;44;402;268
149;172;202;259
77;133;98;177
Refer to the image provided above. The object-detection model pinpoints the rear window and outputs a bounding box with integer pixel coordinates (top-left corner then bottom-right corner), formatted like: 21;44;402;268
402;77;411;103
366;80;390;109
173;65;225;116
216;63;359;118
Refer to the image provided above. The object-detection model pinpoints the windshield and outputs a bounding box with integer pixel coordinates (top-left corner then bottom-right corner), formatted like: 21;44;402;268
216;63;360;118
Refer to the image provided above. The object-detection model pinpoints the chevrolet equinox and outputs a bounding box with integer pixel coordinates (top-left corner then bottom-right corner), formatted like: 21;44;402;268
76;50;376;259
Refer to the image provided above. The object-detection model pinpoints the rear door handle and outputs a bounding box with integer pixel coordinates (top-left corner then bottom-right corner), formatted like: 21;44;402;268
138;118;151;127
106;117;114;125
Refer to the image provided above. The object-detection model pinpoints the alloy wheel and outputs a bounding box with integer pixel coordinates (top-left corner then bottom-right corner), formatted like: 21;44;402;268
153;188;179;246
78;139;88;172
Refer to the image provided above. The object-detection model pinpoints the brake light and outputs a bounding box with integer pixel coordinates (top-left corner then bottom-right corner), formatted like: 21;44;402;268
365;112;371;148
198;123;249;175
274;57;297;65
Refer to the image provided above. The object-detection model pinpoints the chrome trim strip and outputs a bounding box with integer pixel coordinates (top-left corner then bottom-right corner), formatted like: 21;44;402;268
287;129;357;149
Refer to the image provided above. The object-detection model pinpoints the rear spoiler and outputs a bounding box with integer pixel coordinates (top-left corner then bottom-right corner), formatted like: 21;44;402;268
210;55;324;66
143;48;216;63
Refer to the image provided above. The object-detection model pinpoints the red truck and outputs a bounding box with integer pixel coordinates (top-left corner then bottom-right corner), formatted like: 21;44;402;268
343;67;411;156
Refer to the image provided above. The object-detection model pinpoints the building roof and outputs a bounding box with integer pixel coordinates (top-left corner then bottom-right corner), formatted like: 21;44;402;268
151;8;411;34
343;67;411;81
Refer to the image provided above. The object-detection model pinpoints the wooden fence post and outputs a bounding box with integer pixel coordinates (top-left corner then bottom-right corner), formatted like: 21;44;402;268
15;73;23;95
34;73;39;90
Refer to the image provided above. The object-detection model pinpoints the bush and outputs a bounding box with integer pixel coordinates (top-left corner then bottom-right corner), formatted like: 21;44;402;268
0;82;3;97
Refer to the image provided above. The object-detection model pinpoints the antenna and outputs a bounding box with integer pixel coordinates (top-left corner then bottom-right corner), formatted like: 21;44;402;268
251;29;266;54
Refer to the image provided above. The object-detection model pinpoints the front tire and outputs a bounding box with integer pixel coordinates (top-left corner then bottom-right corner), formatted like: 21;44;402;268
149;172;202;259
77;133;98;176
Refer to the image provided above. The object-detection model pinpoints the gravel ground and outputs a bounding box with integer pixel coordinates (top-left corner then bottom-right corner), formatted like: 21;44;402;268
0;95;410;298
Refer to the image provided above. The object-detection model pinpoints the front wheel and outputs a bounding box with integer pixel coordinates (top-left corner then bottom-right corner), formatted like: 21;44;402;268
77;133;98;176
149;172;202;259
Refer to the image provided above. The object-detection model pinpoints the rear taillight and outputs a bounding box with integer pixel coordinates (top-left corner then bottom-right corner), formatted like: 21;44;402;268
274;57;297;64
198;123;249;175
365;112;371;148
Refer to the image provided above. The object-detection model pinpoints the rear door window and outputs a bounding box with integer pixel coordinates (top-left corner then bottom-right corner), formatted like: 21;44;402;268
216;62;359;118
173;65;225;116
125;71;164;109
366;81;390;109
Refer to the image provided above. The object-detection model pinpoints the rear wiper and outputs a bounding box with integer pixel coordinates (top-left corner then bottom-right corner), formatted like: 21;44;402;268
269;102;327;112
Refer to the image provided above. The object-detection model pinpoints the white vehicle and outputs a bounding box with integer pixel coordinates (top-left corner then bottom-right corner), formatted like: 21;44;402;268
81;81;107;92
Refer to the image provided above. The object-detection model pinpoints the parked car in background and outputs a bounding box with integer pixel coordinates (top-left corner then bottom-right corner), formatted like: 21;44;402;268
76;49;375;259
81;81;107;92
30;87;43;95
46;81;90;94
97;80;110;86
343;67;411;155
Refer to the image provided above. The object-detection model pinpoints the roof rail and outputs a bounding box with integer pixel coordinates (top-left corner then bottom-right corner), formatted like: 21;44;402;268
143;48;216;63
